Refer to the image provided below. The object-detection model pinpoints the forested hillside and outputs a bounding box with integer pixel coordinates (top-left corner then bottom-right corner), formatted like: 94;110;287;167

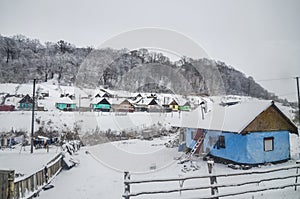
0;34;286;103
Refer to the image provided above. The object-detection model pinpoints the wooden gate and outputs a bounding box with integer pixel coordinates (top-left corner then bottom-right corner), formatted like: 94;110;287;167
0;170;14;199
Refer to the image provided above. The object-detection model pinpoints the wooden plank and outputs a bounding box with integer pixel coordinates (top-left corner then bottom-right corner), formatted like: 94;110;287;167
190;183;300;199
127;164;300;184
126;174;300;197
243;105;297;134
0;172;8;199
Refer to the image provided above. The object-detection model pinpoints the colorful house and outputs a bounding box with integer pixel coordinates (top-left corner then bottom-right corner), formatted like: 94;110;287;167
133;98;162;112
0;105;15;111
178;101;298;165
148;98;162;112
179;101;191;111
55;97;76;111
18;94;34;110
169;99;179;111
92;98;111;112
114;99;135;112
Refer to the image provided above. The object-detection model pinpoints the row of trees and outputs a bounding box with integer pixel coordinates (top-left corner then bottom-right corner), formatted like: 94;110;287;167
0;34;92;84
0;34;287;105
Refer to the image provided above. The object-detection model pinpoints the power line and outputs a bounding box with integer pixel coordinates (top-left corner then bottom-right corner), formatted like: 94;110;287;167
276;92;297;97
256;77;294;82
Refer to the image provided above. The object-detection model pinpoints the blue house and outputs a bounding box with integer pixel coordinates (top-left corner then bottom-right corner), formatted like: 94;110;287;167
178;101;298;165
55;97;76;111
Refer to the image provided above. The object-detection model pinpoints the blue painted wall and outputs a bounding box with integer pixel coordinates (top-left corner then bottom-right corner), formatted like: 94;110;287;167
244;131;290;164
185;128;290;164
185;128;196;148
56;103;76;110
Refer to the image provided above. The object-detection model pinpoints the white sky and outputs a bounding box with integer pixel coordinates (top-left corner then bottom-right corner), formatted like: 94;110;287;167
1;0;300;102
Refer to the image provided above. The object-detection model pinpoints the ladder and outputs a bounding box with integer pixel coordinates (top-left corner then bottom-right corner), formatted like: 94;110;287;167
187;134;205;160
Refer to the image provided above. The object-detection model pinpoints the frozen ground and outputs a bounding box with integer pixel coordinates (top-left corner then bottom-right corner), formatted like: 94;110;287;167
30;135;300;199
0;145;61;177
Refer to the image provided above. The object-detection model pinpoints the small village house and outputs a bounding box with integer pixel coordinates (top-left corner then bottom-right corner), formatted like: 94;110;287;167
18;94;34;110
179;101;191;111
91;98;111;112
178;101;298;165
147;98;162;112
132;98;162;112
55;97;76;111
168;99;179;111
113;99;135;112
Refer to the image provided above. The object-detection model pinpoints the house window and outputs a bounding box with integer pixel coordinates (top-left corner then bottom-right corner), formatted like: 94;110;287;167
179;129;185;142
218;136;226;148
264;137;274;152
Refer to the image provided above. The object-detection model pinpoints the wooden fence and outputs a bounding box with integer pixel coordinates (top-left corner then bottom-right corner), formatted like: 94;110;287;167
0;153;62;199
122;161;300;199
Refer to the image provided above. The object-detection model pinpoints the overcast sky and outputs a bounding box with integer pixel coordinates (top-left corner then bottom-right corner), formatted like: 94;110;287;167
1;0;300;102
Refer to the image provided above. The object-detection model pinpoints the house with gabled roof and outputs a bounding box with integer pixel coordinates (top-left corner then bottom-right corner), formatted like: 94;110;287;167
177;101;298;164
112;99;135;112
55;97;76;111
18;94;34;110
91;98;111;112
179;101;191;111
162;98;179;112
133;98;162;112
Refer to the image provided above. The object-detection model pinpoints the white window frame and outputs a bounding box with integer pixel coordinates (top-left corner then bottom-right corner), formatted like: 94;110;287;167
264;137;274;152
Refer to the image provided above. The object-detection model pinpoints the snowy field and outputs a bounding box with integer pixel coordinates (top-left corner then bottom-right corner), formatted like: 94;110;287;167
0;145;62;178
0;135;294;199
40;137;300;199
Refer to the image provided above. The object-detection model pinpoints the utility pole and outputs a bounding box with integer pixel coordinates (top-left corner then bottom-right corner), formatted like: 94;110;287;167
31;79;36;154
296;77;300;124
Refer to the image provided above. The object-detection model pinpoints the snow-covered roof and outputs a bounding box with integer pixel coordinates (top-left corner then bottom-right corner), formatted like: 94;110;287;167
109;98;132;105
180;100;280;133
134;98;157;106
5;97;21;106
37;135;50;140
56;97;75;104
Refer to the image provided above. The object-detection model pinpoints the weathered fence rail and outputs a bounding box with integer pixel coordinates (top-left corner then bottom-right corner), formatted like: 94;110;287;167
0;153;62;199
123;162;300;199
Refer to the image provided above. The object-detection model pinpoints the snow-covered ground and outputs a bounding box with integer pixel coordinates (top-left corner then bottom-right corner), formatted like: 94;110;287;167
0;145;61;177
32;135;300;199
1;134;299;199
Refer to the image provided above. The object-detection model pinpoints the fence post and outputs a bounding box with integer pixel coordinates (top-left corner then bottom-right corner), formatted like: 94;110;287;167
44;166;49;184
2;170;15;199
295;160;300;191
123;171;131;199
207;159;218;199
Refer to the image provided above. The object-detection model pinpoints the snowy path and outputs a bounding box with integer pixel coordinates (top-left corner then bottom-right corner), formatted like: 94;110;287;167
39;149;124;199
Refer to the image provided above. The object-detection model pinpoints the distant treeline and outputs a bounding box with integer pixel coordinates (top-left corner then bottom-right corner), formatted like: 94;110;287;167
0;34;292;106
